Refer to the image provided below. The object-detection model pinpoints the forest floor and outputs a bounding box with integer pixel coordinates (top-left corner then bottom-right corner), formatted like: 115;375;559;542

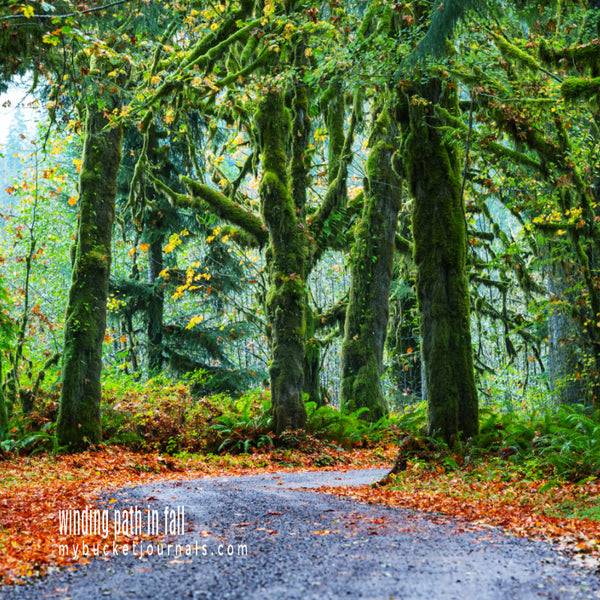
1;447;600;598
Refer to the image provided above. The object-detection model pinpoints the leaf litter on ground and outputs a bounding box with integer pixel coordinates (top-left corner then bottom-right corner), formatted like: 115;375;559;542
0;444;395;584
314;460;600;571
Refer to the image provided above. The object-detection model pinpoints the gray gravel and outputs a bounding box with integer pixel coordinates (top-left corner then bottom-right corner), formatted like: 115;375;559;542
2;468;599;599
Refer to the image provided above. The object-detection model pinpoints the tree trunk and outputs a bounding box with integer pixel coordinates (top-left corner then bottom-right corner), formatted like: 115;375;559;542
403;77;478;442
340;104;401;421
546;257;587;405
56;76;122;450
303;308;322;405
256;91;308;433
147;234;165;376
0;354;8;434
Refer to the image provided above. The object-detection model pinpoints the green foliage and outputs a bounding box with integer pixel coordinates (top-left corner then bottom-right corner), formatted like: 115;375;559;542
0;282;16;353
207;392;274;453
470;404;600;481
0;391;65;456
389;402;600;483
393;401;428;435
305;401;398;448
0;421;57;456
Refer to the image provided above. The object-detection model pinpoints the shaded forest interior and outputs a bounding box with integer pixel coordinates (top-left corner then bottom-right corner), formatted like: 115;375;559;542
0;0;600;469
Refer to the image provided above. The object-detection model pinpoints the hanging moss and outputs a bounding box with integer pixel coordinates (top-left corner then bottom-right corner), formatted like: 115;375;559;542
340;103;401;422
402;76;478;443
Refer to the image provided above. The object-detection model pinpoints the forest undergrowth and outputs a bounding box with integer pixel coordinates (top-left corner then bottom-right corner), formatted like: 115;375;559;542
1;379;600;584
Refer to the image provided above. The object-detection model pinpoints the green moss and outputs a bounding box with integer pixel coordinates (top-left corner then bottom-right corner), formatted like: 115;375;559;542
254;93;290;184
57;73;123;451
181;176;268;246
402;76;478;443
340;104;400;422
326;80;345;182
561;77;600;101
539;37;600;69
493;34;542;72
256;91;308;434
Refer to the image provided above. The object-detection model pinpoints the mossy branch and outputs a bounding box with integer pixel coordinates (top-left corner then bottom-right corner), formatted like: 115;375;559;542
215;46;270;89
315;298;348;330
475;295;541;348
492;32;562;82
148;174;189;205
539;37;600;69
308;92;360;259
181;22;261;73
32;352;60;399
561;77;600;101
181;176;268;246
395;234;413;255
435;105;543;170
150;174;267;246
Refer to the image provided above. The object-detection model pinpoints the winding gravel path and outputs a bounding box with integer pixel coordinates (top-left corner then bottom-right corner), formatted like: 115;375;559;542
3;468;600;599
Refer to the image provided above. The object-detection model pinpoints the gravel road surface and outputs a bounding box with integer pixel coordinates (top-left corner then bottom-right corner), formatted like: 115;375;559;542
2;468;599;599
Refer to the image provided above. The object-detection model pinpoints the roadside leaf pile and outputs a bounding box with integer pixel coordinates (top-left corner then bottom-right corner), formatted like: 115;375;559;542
0;445;395;584
317;461;600;568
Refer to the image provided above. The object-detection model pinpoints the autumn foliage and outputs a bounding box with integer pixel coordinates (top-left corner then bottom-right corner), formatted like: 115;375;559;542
0;445;396;584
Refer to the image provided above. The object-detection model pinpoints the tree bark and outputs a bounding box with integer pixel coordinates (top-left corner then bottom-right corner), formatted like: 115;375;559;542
403;76;478;442
57;68;122;450
0;354;8;434
340;104;401;421
256;91;308;433
147;233;165;376
546;256;587;405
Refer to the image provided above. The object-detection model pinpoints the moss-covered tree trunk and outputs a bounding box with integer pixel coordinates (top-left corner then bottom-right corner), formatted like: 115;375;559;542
257;91;308;433
340;105;401;421
546;256;587;404
304;308;322;405
403;77;478;442
0;355;8;434
56;76;122;450
147;233;165;376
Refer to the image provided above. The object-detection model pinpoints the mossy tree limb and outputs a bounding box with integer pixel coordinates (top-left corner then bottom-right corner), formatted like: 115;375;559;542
403;77;478;443
256;91;308;433
175;176;268;246
340;103;401;422
308;92;359;264
57;65;123;450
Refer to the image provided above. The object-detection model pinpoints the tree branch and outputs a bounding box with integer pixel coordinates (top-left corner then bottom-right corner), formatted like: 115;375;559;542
0;0;127;21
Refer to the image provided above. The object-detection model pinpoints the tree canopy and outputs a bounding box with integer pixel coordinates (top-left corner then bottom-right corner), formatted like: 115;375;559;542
1;0;600;450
